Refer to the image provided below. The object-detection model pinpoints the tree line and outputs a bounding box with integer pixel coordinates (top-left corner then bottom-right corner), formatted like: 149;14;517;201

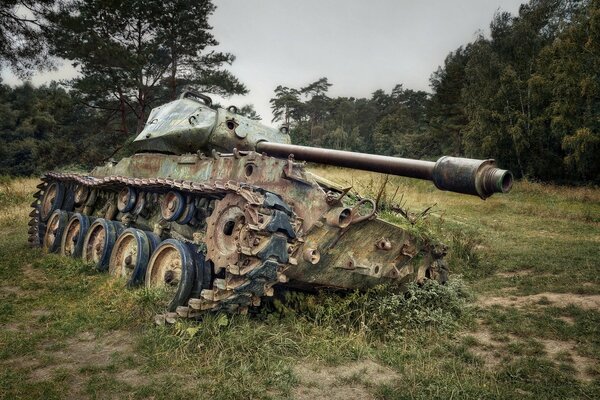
270;0;599;182
0;0;249;175
1;0;598;182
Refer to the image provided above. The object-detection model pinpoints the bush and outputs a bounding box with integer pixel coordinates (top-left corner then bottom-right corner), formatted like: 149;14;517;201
271;277;473;341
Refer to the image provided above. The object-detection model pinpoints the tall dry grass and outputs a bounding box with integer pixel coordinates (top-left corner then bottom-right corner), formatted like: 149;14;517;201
0;177;39;226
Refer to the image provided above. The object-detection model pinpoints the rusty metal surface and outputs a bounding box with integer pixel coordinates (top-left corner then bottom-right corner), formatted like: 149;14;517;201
257;141;435;179
132;96;290;154
35;149;444;295
256;142;513;199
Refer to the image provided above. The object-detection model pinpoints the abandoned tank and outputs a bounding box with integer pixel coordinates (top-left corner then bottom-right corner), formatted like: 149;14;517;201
29;90;513;323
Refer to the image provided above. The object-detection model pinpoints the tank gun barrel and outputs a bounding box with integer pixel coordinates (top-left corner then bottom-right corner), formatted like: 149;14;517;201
255;142;513;199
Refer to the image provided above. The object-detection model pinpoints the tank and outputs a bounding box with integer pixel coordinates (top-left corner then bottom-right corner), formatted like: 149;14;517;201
29;89;513;323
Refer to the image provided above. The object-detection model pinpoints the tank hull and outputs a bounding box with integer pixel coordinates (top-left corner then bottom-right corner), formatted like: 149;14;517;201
29;151;447;321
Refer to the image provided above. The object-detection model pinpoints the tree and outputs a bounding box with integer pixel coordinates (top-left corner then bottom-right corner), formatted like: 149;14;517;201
459;0;586;179
269;85;302;125
548;0;600;180
428;47;470;156
300;77;332;141
47;0;247;135
154;0;246;100
372;108;419;157
0;81;109;176
0;0;54;76
238;104;261;120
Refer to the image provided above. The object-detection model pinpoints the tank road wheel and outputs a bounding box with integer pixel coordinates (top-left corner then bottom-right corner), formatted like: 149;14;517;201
40;181;65;222
73;184;90;206
60;213;91;258
82;219;124;271
145;239;196;312
117;187;137;213
43;210;69;253
160;191;186;221
176;202;197;225
109;228;160;287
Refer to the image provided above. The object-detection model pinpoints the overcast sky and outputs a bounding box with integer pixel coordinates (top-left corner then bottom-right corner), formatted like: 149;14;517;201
1;0;524;126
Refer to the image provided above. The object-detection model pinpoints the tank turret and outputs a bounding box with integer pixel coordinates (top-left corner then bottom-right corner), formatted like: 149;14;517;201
133;90;291;154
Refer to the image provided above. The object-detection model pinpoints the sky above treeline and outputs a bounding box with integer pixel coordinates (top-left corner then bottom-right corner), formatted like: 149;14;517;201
1;0;524;126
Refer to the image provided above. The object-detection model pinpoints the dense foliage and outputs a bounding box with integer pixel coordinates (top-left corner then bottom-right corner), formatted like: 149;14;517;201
46;0;247;134
0;82;111;175
0;0;597;182
272;0;599;182
0;0;246;175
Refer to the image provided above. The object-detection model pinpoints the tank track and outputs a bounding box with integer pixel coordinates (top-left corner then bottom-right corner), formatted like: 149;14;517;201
29;172;301;324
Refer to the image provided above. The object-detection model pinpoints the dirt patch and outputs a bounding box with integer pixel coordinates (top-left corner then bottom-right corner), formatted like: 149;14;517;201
557;316;575;325
496;269;534;278
0;322;22;332
0;285;25;296
22;263;50;285
6;355;41;370
22;330;146;398
293;359;398;400
114;368;148;387
541;339;597;382
463;329;597;381
32;330;134;377
479;293;600;310
29;309;52;318
465;330;506;369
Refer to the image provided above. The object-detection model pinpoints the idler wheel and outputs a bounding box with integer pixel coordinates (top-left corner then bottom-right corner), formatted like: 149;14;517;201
109;228;160;287
40;182;65;222
117;187;137;213
82;219;124;271
60;213;91;257
161;191;186;221
43;210;69;253
145;239;196;312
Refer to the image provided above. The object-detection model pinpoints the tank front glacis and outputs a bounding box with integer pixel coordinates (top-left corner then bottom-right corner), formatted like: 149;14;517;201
29;91;451;324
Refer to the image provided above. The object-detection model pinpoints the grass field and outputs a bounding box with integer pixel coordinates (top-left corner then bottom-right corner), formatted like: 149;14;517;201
0;170;599;399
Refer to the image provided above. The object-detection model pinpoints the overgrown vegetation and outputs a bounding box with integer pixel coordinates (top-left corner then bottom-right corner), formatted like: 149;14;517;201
271;279;473;340
1;174;599;399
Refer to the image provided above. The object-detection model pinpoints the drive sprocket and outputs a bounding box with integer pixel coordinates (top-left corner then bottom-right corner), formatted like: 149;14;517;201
204;193;249;273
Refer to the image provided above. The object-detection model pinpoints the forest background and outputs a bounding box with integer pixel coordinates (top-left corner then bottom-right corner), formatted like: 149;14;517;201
0;0;598;183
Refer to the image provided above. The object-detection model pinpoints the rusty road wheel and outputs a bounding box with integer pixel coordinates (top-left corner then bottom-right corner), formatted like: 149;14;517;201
145;239;196;312
60;213;91;258
161;191;186;221
204;193;248;272
108;228;159;287
83;219;124;271
117;187;137;213
73;184;90;206
43;210;69;253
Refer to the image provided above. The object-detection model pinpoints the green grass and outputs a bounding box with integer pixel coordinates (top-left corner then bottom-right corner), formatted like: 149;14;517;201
0;174;599;399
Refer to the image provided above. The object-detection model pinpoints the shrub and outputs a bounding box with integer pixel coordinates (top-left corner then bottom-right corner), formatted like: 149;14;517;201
271;277;473;341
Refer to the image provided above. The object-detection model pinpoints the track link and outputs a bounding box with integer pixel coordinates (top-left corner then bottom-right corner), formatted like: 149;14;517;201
30;172;301;324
